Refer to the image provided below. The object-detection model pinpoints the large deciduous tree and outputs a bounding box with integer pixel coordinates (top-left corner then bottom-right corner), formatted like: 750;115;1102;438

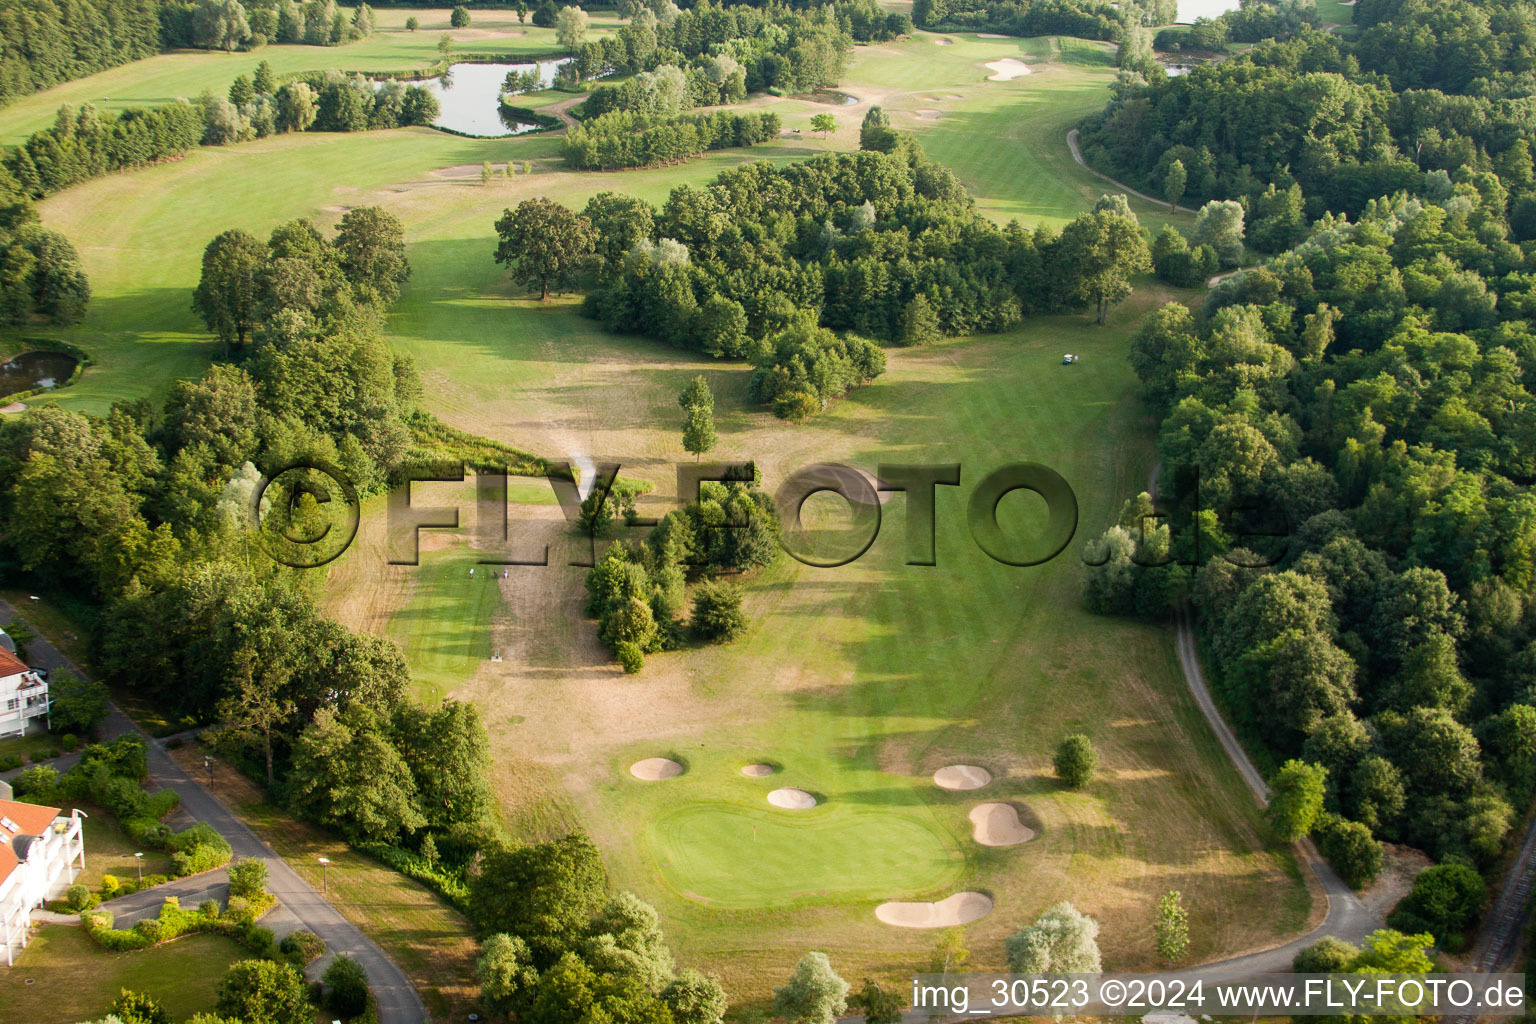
192;229;264;354
1058;206;1150;324
493;197;597;300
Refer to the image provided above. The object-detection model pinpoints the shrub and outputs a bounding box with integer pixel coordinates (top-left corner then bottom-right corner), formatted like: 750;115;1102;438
30;747;59;762
616;641;644;674
134;918;164;942
224;896;252;921
65;883;91;911
690;579;747;642
101;874;122;898
324;954;371;1018
1315;813;1384;890
228;857;268;898
1388;863;1487;944
60;733;79;751
199;899;221;919
773;390;821;422
1053;734;1098;788
0;754;22;772
15;762;59;802
280;929;325;966
1293;935;1357;972
243;924;277;958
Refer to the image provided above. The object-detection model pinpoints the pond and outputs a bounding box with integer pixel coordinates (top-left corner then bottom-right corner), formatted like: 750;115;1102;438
417;60;572;137
0;350;78;399
1176;0;1241;22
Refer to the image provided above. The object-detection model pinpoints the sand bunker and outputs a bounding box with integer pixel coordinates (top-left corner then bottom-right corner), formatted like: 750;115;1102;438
768;787;817;809
1;402;24;414
985;58;1032;80
742;763;776;777
970;803;1035;846
916;109;943;121
429;164;485;179
933;764;992;790
875;892;994;928
935;37;954;44
630;757;683;780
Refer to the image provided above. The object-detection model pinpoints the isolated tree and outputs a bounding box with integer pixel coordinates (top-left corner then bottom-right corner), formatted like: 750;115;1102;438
478;933;539;1018
1162;158;1186;212
854;979;903;1024
773;953;849;1024
1267;759;1327;841
493;197;596;299
662;969;728;1024
1192;199;1245;267
557;5;590;50
451;5;471;27
482;160;494;186
405;15;419;30
691;579;746;642
929;926;969;973
1155;890;1189;962
1006;902;1102;972
215;960;311;1024
809;112;837;141
516;2;528;23
335;206;410;305
679;375;716;457
1053;733;1098;788
1058;208;1150;324
438;33;454;59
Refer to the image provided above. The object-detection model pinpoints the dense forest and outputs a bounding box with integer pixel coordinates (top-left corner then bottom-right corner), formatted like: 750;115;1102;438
1086;181;1536;903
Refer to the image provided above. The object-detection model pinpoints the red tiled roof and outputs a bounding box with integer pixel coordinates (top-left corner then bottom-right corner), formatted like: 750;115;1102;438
0;648;26;679
0;800;62;886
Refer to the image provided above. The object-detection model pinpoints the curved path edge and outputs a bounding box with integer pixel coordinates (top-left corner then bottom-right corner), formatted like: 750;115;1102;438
0;598;427;1024
1067;128;1198;214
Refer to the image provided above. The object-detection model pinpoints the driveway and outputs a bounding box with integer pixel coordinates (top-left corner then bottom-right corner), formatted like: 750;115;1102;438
0;599;428;1024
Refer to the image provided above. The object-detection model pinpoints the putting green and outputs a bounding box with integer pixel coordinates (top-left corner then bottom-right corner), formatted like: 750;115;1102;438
647;803;964;910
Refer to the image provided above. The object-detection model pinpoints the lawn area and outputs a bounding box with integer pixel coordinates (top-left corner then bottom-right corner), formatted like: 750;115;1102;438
0;8;623;145
0;923;245;1023
71;800;175;889
17;25;1312;1004
167;742;480;1023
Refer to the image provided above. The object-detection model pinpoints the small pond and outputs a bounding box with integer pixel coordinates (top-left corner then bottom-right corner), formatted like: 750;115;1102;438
801;90;858;106
418;60;572;137
1176;0;1241;22
0;350;78;399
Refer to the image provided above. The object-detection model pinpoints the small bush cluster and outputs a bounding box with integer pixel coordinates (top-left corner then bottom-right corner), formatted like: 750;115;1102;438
81;859;276;953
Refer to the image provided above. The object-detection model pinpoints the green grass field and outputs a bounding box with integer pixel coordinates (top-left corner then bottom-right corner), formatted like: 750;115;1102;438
0;924;245;1023
0;7;620;145
11;26;1312;1004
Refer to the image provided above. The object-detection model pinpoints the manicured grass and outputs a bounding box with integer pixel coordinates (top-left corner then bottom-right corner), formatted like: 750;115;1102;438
389;542;503;704
648;799;965;910
0;923;245;1023
0;8;622;145
21;28;1310;1002
0;730;70;763
167;742;480;1023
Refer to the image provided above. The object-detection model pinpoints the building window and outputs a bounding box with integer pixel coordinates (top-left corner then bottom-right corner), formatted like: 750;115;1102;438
4;699;15;711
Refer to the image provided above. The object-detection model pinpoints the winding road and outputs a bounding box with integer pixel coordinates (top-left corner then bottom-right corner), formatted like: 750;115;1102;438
0;599;428;1024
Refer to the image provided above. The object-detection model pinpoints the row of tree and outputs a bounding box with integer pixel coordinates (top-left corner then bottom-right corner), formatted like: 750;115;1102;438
160;0;377;52
0;0;163;110
561;108;780;170
2;66;439;200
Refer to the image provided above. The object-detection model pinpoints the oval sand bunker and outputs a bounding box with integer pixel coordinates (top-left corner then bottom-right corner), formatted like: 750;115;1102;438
630;757;683;780
768;787;817;809
742;763;776;777
933;764;992;790
985;57;1032;80
970;803;1035;846
876;892;993;928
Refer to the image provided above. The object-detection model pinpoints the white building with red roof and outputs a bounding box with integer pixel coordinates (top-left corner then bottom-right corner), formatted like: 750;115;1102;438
0;647;49;737
0;799;84;964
